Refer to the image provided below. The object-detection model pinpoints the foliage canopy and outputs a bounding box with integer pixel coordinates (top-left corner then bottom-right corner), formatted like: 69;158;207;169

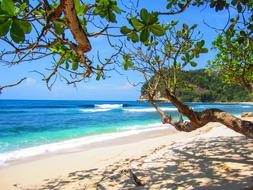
141;69;253;102
0;0;252;91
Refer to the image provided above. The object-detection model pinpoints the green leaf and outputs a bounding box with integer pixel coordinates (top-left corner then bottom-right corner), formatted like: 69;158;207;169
171;20;179;26
72;61;78;70
150;24;165;36
210;1;216;8
108;11;116;22
120;26;131;34
96;65;101;80
112;5;121;14
140;8;150;24
0;18;11;36
17;3;27;14
240;30;247;36
149;13;158;24
65;62;69;70
10;20;24;43
54;22;64;34
128;31;139;42
190;61;197;67
200;48;208;53
130;17;144;31
247;24;253;32
155;55;160;62
1;0;15;16
123;61;134;70
57;58;65;66
237;36;244;43
74;0;82;15
0;15;9;23
20;20;32;34
231;0;237;6
237;3;242;12
183;23;188;29
190;24;198;30
200;40;205;47
140;28;149;42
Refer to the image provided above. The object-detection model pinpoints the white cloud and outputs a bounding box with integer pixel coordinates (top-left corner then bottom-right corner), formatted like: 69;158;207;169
117;82;134;90
26;77;37;86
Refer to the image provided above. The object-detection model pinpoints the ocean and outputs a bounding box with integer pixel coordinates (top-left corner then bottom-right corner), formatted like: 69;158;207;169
0;100;252;166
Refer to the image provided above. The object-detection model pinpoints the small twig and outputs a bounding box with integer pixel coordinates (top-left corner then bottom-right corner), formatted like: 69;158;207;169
0;78;27;94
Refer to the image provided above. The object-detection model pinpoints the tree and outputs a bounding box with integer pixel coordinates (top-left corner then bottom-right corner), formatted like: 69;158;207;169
119;0;253;138
0;0;252;138
207;0;253;91
0;0;124;88
208;29;253;91
140;69;252;102
123;21;253;138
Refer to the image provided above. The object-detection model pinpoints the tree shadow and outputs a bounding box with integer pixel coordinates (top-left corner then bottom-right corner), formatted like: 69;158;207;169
16;136;253;190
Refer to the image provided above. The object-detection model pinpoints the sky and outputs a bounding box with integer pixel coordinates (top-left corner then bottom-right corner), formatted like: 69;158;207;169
0;0;232;100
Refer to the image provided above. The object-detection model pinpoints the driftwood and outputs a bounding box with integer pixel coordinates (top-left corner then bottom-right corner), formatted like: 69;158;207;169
129;169;144;186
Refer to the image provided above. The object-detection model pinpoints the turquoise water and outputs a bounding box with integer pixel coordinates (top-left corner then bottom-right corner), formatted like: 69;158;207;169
0;100;252;157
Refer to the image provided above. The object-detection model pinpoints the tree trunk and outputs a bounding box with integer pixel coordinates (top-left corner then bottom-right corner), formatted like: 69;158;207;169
149;90;253;139
60;0;93;76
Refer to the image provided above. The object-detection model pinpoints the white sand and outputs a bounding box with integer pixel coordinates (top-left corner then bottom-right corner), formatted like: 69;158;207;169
0;122;252;190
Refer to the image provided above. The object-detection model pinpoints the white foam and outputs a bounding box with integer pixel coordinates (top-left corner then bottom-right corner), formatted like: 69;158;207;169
0;123;173;166
95;104;123;109
241;105;251;108
123;107;177;112
121;122;170;130
80;108;111;113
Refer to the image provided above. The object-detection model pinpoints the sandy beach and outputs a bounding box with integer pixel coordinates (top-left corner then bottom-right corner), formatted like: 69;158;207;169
0;121;253;190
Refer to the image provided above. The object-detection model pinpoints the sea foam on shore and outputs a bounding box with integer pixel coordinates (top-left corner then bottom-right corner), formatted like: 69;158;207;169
0;123;173;167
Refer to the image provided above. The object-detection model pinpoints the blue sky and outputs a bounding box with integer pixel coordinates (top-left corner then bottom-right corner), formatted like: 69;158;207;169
0;1;232;100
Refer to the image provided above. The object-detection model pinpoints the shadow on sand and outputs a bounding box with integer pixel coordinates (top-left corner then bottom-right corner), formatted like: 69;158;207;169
17;136;253;190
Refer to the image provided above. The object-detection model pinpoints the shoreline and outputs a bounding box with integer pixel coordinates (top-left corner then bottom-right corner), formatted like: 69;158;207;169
0;113;252;189
137;99;253;105
0;110;246;168
0;122;216;189
1;98;253;104
0;123;175;168
2;121;253;189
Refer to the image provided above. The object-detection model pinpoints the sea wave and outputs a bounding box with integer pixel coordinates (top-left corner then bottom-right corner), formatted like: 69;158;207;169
0;123;173;166
123;107;177;112
80;108;111;113
120;122;167;130
241;105;251;108
95;104;123;109
0;104;138;110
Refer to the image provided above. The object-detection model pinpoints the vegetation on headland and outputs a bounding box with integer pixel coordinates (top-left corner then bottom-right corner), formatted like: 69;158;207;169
0;0;252;138
140;69;253;102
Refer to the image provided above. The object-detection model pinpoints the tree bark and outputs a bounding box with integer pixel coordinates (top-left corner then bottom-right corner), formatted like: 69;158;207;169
60;0;93;75
149;90;253;139
61;0;91;53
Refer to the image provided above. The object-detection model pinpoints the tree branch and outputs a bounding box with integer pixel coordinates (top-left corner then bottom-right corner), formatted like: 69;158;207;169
161;90;253;139
158;0;192;15
61;0;93;76
0;78;27;94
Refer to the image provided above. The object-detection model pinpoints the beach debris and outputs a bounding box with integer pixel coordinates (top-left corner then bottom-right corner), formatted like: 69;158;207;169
129;169;144;186
221;164;231;172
